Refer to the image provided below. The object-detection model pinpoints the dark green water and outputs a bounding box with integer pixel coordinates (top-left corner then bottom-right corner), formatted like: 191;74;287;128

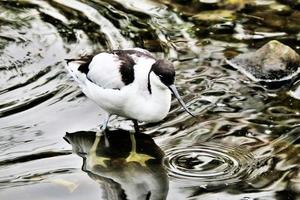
1;0;300;199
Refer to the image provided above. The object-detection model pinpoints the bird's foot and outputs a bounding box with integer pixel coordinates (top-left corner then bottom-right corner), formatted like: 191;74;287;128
86;134;110;168
86;155;110;168
125;151;155;167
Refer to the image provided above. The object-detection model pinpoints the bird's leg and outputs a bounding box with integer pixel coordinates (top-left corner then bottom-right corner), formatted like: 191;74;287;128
97;114;110;135
87;114;112;168
133;119;140;133
97;114;111;147
86;133;110;168
125;121;154;166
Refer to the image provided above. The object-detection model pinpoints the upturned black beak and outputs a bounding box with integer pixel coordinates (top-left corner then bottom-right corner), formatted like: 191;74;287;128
168;84;195;117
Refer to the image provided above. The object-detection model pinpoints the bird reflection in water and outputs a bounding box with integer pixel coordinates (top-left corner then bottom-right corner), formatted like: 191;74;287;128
64;129;169;200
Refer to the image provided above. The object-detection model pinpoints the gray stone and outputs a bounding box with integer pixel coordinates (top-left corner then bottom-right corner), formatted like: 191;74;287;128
226;40;300;82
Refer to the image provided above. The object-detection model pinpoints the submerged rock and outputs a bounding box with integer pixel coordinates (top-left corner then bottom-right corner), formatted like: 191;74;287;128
192;10;235;22
226;40;300;83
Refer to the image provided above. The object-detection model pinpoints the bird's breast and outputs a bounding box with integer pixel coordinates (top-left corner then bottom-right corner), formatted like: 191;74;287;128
121;87;172;123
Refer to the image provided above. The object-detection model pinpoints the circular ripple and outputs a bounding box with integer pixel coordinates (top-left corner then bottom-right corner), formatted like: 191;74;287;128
164;143;255;184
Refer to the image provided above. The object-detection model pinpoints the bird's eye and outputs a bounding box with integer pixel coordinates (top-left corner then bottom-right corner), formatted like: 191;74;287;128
158;75;163;78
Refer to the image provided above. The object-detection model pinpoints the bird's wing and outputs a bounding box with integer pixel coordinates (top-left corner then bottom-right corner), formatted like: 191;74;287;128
66;49;155;90
66;52;134;90
88;52;134;89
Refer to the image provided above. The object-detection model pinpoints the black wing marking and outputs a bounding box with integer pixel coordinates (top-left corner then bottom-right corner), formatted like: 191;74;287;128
113;51;136;85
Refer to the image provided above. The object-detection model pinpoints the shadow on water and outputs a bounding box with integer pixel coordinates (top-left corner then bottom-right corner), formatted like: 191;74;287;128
61;126;300;200
64;129;169;200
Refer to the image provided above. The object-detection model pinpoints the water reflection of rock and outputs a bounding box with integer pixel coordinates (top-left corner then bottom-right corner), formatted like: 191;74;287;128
64;130;169;200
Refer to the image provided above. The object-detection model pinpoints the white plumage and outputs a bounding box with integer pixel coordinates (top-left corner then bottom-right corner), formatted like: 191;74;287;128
66;48;195;165
66;48;193;129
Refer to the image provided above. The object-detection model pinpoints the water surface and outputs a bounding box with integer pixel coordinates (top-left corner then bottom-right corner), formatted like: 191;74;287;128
1;0;300;199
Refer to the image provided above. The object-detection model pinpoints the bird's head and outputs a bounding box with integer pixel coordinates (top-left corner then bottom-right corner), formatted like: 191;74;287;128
149;59;195;117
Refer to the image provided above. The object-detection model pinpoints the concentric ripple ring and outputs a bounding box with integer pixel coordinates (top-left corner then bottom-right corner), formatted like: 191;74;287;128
163;143;255;185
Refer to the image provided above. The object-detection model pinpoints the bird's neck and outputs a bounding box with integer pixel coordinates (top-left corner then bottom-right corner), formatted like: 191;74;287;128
148;74;171;101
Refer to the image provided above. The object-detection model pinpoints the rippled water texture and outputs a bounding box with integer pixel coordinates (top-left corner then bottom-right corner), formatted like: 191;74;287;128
1;0;300;199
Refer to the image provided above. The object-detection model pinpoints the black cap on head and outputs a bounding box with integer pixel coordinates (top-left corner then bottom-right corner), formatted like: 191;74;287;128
151;59;175;86
149;59;196;118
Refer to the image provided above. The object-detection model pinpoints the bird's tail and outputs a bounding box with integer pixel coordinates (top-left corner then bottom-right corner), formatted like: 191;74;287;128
65;60;86;86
